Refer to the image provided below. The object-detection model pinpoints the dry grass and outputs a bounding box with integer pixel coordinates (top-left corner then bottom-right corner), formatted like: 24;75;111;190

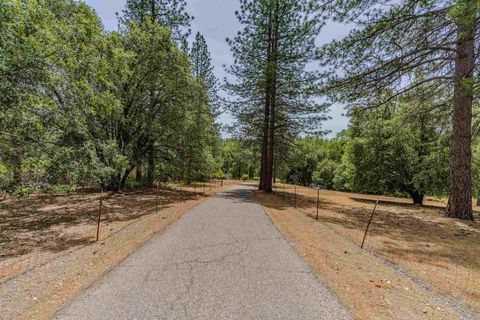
272;183;480;312
0;180;233;283
0;180;238;319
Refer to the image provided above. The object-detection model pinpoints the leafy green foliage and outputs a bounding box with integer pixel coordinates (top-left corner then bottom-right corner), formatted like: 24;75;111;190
281;102;450;204
221;139;257;179
346;105;450;203
0;0;220;195
318;0;480;218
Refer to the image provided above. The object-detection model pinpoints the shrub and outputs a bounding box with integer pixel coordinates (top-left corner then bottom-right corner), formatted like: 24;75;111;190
53;184;78;194
212;171;225;179
241;174;249;181
12;185;36;198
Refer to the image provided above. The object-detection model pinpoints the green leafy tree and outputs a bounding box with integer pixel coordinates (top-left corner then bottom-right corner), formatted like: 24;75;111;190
221;139;258;179
345;104;450;204
0;0;220;195
0;0;52;185
312;159;337;189
284;138;327;186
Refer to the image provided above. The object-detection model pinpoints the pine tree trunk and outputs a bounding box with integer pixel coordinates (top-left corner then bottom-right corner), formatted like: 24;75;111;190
259;102;269;191
259;11;274;192
266;3;279;194
446;3;476;221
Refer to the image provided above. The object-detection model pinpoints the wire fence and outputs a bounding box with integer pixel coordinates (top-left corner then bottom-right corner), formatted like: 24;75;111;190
272;181;480;311
0;178;240;284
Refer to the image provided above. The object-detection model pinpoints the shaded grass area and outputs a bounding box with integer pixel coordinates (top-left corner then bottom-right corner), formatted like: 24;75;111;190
0;181;238;280
268;183;480;310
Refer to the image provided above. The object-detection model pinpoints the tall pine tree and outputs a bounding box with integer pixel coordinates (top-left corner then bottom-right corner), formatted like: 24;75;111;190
226;0;328;192
119;0;192;43
318;0;479;220
190;32;220;119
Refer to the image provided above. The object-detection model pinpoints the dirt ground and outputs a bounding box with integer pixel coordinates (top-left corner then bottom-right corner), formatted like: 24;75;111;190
261;183;480;318
0;180;236;319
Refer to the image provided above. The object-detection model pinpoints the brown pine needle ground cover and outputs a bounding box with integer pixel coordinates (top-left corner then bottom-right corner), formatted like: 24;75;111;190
0;180;236;319
265;183;480;317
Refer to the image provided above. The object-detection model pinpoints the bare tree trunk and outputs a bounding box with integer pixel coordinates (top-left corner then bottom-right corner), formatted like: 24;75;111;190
146;148;155;187
136;166;143;183
12;142;22;185
446;2;476;221
120;166;135;189
408;190;424;206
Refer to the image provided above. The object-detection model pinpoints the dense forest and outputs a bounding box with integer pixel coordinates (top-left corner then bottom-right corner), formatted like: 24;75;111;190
1;0;479;221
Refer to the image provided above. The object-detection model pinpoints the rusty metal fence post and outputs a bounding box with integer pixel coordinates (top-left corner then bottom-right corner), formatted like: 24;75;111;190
96;191;104;242
294;183;297;208
316;187;320;221
155;182;160;214
361;200;379;249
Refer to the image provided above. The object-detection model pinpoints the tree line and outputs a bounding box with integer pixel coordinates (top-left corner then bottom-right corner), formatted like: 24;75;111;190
0;0;221;195
1;0;479;221
279;100;455;206
226;0;480;221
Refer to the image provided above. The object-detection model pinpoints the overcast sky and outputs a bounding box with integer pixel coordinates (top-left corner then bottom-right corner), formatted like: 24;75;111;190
84;0;350;138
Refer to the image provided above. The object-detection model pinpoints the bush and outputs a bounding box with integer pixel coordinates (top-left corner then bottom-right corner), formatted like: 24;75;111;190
212;171;225;179
53;184;78;194
12;185;36;198
241;174;249;181
0;178;18;195
124;180;146;190
312;159;337;190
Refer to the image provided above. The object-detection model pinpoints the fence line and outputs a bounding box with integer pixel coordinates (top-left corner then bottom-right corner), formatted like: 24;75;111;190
271;182;479;310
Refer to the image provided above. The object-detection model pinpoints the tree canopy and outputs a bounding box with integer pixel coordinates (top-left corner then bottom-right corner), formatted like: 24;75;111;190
0;0;220;195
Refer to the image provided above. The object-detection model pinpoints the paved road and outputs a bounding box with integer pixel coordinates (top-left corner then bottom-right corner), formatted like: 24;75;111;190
56;185;351;320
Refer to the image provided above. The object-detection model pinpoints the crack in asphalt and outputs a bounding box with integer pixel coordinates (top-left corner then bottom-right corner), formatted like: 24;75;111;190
56;185;352;320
